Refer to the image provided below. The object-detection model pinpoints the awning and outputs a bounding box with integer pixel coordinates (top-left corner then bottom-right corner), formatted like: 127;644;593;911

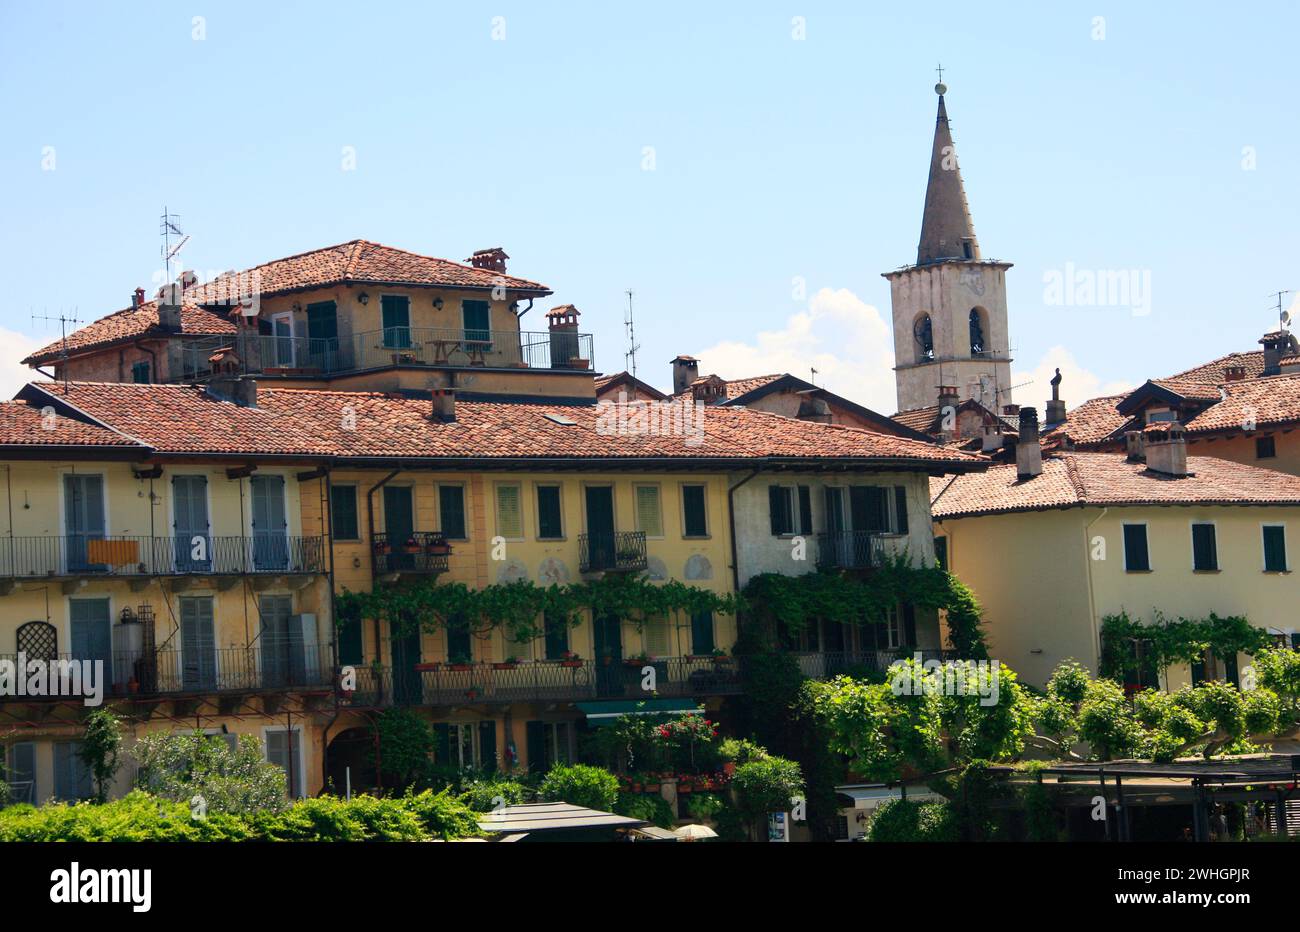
576;699;703;725
835;784;945;810
478;802;648;835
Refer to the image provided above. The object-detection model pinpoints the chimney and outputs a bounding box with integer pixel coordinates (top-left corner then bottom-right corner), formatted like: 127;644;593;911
156;282;183;333
131;287;145;310
1224;364;1247;382
546;305;582;368
672;355;699;395
205;375;258;408
179;269;198;290
431;388;456;423
1145;421;1188;477
1045;368;1067;425
1124;430;1146;462
467;247;509;272
981;426;1003;453
1259;331;1298;376
937;385;959;411
1016;407;1042;479
1002;404;1020;418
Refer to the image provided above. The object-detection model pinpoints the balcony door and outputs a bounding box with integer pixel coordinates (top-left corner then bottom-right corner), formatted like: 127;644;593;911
260;594;309;687
271;312;295;367
585;486;616;571
593;614;623;697
251;475;289;571
180;596;217;690
173;475;211;573
305;301;338;370
63;474;105;573
69;598;112;681
383;486;415;571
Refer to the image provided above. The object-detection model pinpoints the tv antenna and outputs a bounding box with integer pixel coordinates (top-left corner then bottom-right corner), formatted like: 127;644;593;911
809;366;819;386
624;290;641;378
1269;289;1294;330
159;207;190;283
30;308;83;392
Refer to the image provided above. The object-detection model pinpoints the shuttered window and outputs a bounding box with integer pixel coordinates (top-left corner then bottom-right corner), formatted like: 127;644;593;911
1192;523;1218;571
893;487;909;534
330;485;359;540
337;601;364;666
54;741;94;801
380;295;411;348
7;742;35;804
635;485;662;537
537;485;563;539
463;300;492;343
1263;525;1288;572
682;484;708;537
769;486;795;535
690;611;715;655
439;485;466;539
797;486;813;535
543;612;569;659
1123;524;1150;572
478;721;498;774
495;484;523;539
446;614;473;663
265;729;303;798
644;617;671;656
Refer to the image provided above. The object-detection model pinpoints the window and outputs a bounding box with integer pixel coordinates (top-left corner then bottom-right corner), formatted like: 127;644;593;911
54;741;94;801
526;721;573;772
7;742;35;804
436;722;496;772
543;611;569;660
915;313;934;362
969;308;986;355
495;484;523;539
439;485;466;539
536;485;563;539
690;610;715;655
380;295;411;348
1263;525;1288;572
1122;523;1150;572
934;535;948;572
1257;436;1277;459
883;605;902;649
1192;523;1218;571
635;485;663;537
266;728;304;798
336;601;364;666
681;484;708;537
643;617;671;657
446;614;473;663
462;299;491;343
330;485;359;540
769;485;795;536
131;360;151;384
797;485;813;535
892;486;910;534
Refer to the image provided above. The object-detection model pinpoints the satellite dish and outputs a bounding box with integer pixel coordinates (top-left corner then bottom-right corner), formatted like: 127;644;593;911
1282;309;1292;326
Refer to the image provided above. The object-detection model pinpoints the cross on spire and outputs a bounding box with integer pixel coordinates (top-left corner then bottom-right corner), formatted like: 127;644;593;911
935;63;944;84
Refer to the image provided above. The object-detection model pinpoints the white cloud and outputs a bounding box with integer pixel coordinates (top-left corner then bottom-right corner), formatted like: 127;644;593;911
0;328;48;399
1011;345;1132;409
692;287;900;412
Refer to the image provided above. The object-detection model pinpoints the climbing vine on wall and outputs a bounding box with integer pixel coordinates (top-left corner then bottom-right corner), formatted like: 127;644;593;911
1098;611;1272;685
739;560;988;658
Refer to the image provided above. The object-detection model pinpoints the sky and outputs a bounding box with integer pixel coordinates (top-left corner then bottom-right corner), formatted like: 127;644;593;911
2;1;1298;414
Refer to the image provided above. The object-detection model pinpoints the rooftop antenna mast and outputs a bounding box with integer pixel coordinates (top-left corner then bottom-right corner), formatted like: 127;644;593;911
1269;289;1294;330
624;289;641;378
30;308;83;393
160;207;189;284
809;366;819;386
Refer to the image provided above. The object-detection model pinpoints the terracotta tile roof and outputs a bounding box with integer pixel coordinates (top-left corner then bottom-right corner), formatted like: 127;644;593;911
1146;378;1225;402
0;400;138;448
1163;350;1265;383
1043;394;1134;448
892;399;1017;436
1179;372;1300;435
669;373;783;402
931;451;1300;519
24;301;236;365
593;371;668;401
24;382;987;469
187;239;551;302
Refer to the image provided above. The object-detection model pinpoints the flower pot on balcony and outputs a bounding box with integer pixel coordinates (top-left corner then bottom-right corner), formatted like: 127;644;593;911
567;358;590;370
447;664;472;672
465;688;480;700
427;543;451;556
492;662;519;671
559;660;582;668
413;662;440;672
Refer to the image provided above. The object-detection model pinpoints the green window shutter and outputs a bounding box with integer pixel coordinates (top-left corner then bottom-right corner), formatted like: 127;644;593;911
1264;525;1287;572
306;301;338;341
525;721;547;773
478;721;498;774
131;360;151;383
537;486;563;539
380;296;410;347
1193;524;1218;571
682;485;707;537
434;724;452;766
446;614;473;662
337;602;364;666
934;536;948;572
644;617;670;656
769;486;791;535
635;486;662;536
691;611;715;655
496;485;523;538
543;611;569;659
438;485;466;539
463;300;491;342
893;486;909;535
797;486;812;535
331;486;359;540
1123;524;1150;571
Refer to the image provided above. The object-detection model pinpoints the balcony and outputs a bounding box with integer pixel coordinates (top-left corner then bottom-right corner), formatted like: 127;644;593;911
371;532;450;580
343;655;743;708
788;649;956;680
174;328;595;381
578;531;648;575
816;531;887;571
0;646;333;700
0;535;326;583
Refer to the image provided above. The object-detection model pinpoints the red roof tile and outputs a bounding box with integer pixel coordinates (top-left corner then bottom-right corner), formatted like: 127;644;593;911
24;302;236;365
931;451;1300;519
0;400;138;448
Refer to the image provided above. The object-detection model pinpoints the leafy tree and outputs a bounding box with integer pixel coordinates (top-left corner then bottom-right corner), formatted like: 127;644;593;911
730;756;804;839
133;731;290;814
539;764;619;812
866;798;957;842
79;709;124;803
372;708;435;788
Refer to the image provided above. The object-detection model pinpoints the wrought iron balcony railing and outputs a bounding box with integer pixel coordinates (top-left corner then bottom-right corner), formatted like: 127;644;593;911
0;535;326;579
371;532;450;578
174;327;595;382
816;531;888;571
578;531;647;574
787;649;957;680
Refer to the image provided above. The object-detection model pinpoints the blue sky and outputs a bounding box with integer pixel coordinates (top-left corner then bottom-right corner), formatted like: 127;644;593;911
2;1;1297;412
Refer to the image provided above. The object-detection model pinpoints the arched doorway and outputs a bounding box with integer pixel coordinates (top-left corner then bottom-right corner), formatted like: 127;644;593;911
325;726;379;795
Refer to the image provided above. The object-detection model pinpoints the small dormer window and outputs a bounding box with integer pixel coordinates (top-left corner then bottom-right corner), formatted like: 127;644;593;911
1146;408;1175;424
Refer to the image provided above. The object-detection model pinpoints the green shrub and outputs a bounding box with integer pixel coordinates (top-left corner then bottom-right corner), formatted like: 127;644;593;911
731;756;804;818
133;731;289;815
373;708;436;788
459;778;530;813
867;798;957;842
539;764;619;811
614;791;675;829
718;737;769;765
685;792;725;821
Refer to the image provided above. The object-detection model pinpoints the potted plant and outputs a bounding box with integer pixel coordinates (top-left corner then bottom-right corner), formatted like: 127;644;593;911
710;647;728;662
644;774;662;793
624;651;650;668
559;650;582;669
402;536;422;554
492;655;521;670
464;684;482;700
427;537;451;556
413;661;440;672
447;654;473;672
373;540;392;555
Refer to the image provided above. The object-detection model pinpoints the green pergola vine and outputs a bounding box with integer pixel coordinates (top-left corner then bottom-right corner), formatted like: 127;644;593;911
1098;611;1272;688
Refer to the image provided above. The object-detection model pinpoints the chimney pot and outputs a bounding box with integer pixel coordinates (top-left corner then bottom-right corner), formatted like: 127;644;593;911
1224;364;1247;382
671;355;700;395
467;247;508;272
431;388;456;423
132;287;145;310
1016;406;1042;479
1145;420;1188;477
1124;430;1146;462
205;375;257;408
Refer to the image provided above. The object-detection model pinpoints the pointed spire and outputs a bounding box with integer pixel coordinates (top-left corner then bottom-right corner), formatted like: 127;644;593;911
917;81;981;265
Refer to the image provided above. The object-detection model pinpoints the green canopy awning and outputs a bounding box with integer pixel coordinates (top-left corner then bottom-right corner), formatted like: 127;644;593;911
576;699;702;725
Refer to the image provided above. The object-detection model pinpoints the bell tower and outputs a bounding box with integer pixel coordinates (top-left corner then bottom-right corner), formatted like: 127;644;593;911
885;79;1013;414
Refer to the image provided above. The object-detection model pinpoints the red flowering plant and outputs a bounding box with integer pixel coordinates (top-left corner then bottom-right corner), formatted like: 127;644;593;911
653;713;721;774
